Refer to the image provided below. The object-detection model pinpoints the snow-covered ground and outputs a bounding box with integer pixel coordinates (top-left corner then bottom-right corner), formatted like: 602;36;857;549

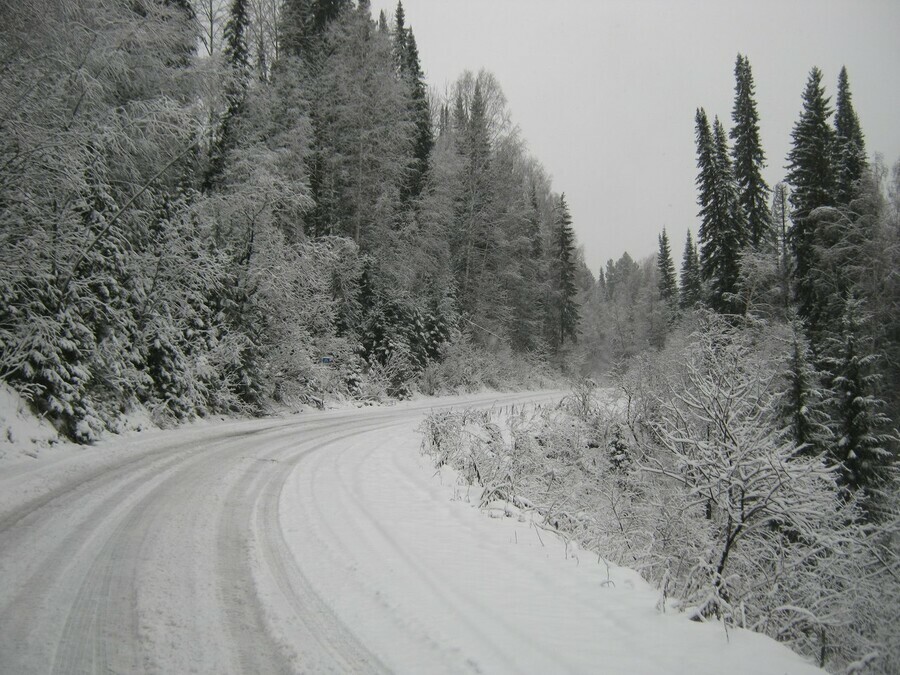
0;389;824;674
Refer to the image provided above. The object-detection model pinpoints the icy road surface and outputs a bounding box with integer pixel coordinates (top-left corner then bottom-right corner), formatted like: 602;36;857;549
0;392;823;674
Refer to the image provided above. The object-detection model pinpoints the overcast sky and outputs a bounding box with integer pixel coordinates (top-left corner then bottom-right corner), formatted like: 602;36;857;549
370;0;900;275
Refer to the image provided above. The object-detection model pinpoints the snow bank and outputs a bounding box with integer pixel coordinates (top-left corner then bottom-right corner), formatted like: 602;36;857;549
0;383;59;458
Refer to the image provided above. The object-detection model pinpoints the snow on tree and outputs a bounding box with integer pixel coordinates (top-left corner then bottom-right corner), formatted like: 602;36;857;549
392;9;433;203
636;314;877;667
775;320;833;455
820;298;895;501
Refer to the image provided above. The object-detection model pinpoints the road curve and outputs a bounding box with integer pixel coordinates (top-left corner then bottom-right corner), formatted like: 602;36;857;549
0;390;824;675
0;392;558;675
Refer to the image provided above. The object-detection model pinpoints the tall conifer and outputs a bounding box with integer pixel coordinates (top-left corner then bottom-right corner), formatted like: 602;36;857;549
393;4;432;202
695;109;745;314
822;298;893;500
680;229;702;309
730;54;772;249
786;67;836;332
834;66;867;206
280;0;350;62
204;0;252;191
550;194;579;350
657;228;678;305
223;0;251;73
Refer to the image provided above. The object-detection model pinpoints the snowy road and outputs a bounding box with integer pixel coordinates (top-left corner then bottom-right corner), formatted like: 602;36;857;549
0;392;822;674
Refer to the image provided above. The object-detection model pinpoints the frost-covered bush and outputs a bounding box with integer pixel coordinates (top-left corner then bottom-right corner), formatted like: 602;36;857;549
420;317;900;673
416;333;556;395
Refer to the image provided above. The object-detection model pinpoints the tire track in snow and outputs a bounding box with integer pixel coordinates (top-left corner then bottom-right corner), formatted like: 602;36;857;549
1;392;575;675
0;416;391;674
345;427;573;673
282;413;566;673
249;422;400;674
0;442;209;674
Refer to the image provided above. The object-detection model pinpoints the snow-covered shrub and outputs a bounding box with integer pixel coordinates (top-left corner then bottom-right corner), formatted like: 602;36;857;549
625;313;899;672
419;322;900;673
416;332;556;395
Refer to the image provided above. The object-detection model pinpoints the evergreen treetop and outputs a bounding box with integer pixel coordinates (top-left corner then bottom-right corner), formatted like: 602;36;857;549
696;109;745;314
786;66;837;329
550;193;579;350
680;229;702;309
657;228;678;304
834;66;867;206
730;54;772;249
223;0;251;75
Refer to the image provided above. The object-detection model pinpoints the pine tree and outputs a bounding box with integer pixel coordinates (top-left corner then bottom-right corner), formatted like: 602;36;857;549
509;183;547;352
695;108;745;314
695;108;716;251
786;67;836;330
306;3;413;245
834;66;867;206
730;54;772;249
279;0;312;59
549;193;579;351
680;229;702;309
657;228;678;305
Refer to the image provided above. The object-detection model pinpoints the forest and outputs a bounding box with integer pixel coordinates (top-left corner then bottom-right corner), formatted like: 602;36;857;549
1;1;898;670
0;0;585;441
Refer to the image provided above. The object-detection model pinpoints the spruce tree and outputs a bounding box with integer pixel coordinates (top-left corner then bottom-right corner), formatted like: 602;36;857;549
695;109;745;314
223;0;251;74
393;0;408;70
452;78;493;311
786;67;836;329
778;321;832;455
730;54;772;249
280;0;350;62
821;298;893;500
205;0;252;192
280;0;313;59
680;229;702;309
657;228;678;305
834;66;867;206
393;5;432;202
549;193;579;351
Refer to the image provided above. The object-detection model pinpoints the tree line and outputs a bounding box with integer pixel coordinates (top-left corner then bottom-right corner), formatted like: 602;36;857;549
490;55;898;670
687;55;898;511
575;54;898;514
0;0;583;440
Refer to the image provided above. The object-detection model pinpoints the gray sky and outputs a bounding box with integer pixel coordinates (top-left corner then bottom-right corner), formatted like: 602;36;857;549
371;0;900;274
